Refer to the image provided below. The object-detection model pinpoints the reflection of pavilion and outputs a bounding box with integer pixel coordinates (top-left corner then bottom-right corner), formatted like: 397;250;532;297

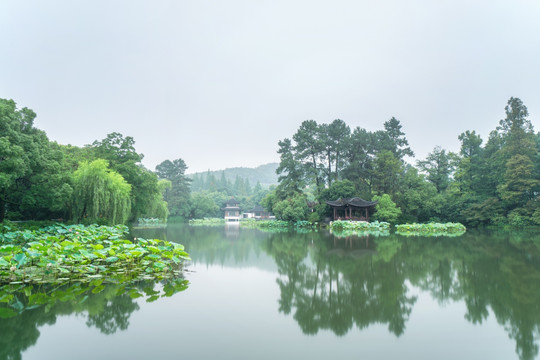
326;197;378;221
332;234;374;249
224;222;240;238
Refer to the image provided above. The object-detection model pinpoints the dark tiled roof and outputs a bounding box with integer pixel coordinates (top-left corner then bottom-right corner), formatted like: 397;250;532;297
326;197;378;208
225;198;240;206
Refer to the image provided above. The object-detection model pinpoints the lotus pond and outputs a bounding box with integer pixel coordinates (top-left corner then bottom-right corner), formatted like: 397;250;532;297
2;224;540;360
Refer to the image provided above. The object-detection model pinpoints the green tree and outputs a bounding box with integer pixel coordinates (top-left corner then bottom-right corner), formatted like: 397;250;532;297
394;166;437;223
497;155;540;210
342;127;375;194
372;150;402;196
155;158;191;217
372;194;402;223
417;146;454;193
292;120;325;193
0;99;73;221
455;131;484;192
275;138;305;199
321;119;351;185
91;133;162;221
498;97;535;159
381;117;414;160
140;179;170;221
272;193;309;221
71;159;131;224
189;191;220;219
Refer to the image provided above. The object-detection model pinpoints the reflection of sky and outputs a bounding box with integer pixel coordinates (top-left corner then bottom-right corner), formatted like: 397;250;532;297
23;263;517;360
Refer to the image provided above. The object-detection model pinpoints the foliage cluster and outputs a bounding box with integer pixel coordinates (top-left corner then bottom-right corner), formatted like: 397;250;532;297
0;98;174;224
330;220;390;232
0;224;190;285
269;97;540;227
188;218;226;226
395;222;466;237
237;219;318;233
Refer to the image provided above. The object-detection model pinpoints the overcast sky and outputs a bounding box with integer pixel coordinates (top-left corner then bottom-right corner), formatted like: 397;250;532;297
1;0;539;173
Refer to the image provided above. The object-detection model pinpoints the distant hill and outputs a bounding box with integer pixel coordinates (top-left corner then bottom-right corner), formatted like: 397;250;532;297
188;163;279;188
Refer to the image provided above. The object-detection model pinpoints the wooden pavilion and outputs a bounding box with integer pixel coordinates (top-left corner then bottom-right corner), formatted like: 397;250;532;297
326;197;378;221
223;198;241;222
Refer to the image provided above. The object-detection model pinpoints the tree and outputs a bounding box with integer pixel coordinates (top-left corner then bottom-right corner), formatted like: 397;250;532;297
417;146;454;193
321;119;351;185
455;130;484;196
0;99;72;221
272;193;309;222
140;179;170;220
497;154;540;210
91;132;143;164
342;127;375;195
372;150;402;196
71;159;131;224
372;194;402;223
155;159;191;217
381;117;414;160
91;133;162;221
275;138;305;199
394;166;438;223
292;120;325;193
189;191;220;219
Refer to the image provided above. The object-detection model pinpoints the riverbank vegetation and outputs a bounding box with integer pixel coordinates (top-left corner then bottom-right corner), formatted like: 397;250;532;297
263;97;540;227
2;96;539;228
188;218;226;226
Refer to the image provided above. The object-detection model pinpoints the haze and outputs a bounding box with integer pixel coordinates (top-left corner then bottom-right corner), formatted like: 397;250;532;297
1;0;539;173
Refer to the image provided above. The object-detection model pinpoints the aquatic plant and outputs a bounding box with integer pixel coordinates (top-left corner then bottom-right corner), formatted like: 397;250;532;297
188;218;226;226
395;222;466;237
137;218;166;225
0;224;190;285
330;220;390;232
240;219;317;232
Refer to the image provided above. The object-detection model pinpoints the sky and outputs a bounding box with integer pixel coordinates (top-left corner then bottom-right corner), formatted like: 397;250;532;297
1;0;540;174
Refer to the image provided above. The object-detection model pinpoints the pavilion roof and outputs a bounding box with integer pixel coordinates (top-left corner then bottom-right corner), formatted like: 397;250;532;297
225;198;240;206
325;197;378;209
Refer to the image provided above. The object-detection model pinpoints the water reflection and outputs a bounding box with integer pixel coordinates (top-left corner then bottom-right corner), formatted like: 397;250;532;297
143;225;540;360
0;278;188;360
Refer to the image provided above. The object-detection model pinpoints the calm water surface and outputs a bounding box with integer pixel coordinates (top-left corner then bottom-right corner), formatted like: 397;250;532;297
4;225;540;360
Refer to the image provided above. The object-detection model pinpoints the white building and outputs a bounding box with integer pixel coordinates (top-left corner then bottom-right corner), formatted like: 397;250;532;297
223;198;241;222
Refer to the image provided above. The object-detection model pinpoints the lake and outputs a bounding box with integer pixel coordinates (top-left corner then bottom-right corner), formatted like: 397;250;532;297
3;224;540;360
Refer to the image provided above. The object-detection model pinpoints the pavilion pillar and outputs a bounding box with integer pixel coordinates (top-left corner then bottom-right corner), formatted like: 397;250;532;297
366;208;369;222
333;208;336;220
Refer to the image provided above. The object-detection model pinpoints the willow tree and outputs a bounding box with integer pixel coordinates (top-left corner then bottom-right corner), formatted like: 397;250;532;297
72;159;131;224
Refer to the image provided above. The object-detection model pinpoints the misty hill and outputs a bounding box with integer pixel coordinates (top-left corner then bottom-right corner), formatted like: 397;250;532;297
188;163;279;188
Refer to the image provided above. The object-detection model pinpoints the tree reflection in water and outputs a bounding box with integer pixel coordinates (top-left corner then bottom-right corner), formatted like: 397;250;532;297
0;279;188;360
261;229;540;360
133;225;540;360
